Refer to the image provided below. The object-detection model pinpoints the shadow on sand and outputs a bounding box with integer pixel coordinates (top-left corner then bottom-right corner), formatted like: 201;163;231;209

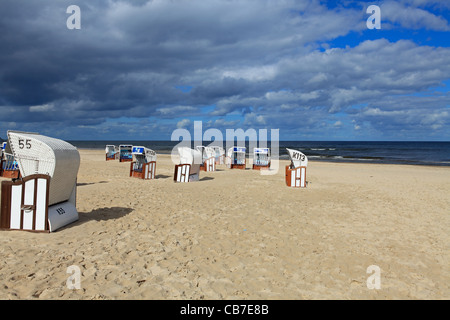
77;181;109;187
155;174;171;179
75;207;133;225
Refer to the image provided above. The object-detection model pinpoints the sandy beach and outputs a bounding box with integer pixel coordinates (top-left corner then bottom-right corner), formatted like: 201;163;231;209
0;149;448;300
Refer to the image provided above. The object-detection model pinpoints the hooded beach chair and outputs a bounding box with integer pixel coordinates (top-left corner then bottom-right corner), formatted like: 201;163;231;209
252;147;271;170
285;148;308;188
0;131;80;232
129;146;157;180
227;146;246;169
0;142;20;179
119;144;133;162
105;145;119;161
174;147;201;182
196;146;216;172
211;146;225;165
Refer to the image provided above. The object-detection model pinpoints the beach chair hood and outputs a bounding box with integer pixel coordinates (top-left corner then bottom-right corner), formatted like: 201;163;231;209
286;148;308;168
132;146;157;163
178;147;202;165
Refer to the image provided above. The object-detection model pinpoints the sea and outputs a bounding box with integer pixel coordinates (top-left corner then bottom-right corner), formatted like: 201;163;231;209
67;140;450;167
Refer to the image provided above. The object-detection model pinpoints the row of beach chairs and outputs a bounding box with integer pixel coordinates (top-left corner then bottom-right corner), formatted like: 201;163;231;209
106;143;308;188
0;130;309;234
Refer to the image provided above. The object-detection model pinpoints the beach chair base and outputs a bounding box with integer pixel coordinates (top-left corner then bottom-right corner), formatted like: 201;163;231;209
0;169;20;179
200;157;216;172
0;174;79;232
230;164;246;170
215;156;224;165
130;161;156;180
252;164;270;170
285;165;307;188
106;154;117;161
174;164;199;182
119;158;133;163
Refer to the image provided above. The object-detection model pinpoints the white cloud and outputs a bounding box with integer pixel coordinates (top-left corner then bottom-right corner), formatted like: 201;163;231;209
381;1;450;31
176;119;191;129
29;103;54;112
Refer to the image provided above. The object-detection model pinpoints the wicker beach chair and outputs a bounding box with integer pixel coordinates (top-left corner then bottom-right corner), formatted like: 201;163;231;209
285;148;308;188
129;146;157;180
119;144;133;162
105;145;119;161
0;131;80;232
196;146;216;172
227;146;246;169
211;146;225;165
174;147;202;182
252;147;270;170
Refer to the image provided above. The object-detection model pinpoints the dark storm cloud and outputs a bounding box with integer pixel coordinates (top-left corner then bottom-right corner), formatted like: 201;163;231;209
0;0;449;140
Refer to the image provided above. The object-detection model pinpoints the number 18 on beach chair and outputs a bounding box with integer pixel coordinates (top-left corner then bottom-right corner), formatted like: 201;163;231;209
129;146;157;180
285;148;308;188
0;131;80;232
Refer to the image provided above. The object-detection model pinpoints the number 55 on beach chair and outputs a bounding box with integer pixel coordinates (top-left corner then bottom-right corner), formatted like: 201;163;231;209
285;148;308;188
0;131;80;232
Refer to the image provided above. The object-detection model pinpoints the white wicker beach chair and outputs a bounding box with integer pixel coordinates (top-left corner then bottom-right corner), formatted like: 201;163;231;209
227;146;246;169
0;150;20;179
105;145;119;161
196;146;216;172
130;146;157;180
211;146;225;165
253;147;270;170
0;131;80;232
174;147;201;182
119;144;133;162
285;148;308;188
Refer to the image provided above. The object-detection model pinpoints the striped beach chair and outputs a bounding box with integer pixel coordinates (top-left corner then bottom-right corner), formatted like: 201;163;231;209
252;147;270;170
105;145;119;161
227;146;246;169
285;148;308;188
129;146;157;180
174;147;201;182
0;131;80;232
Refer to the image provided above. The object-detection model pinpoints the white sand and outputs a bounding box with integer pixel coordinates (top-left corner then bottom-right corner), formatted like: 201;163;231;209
0;150;449;299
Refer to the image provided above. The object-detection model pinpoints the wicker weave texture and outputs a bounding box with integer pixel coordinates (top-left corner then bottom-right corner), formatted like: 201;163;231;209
7;131;80;206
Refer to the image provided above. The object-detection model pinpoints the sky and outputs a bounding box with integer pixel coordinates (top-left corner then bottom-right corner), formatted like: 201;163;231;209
0;0;449;141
